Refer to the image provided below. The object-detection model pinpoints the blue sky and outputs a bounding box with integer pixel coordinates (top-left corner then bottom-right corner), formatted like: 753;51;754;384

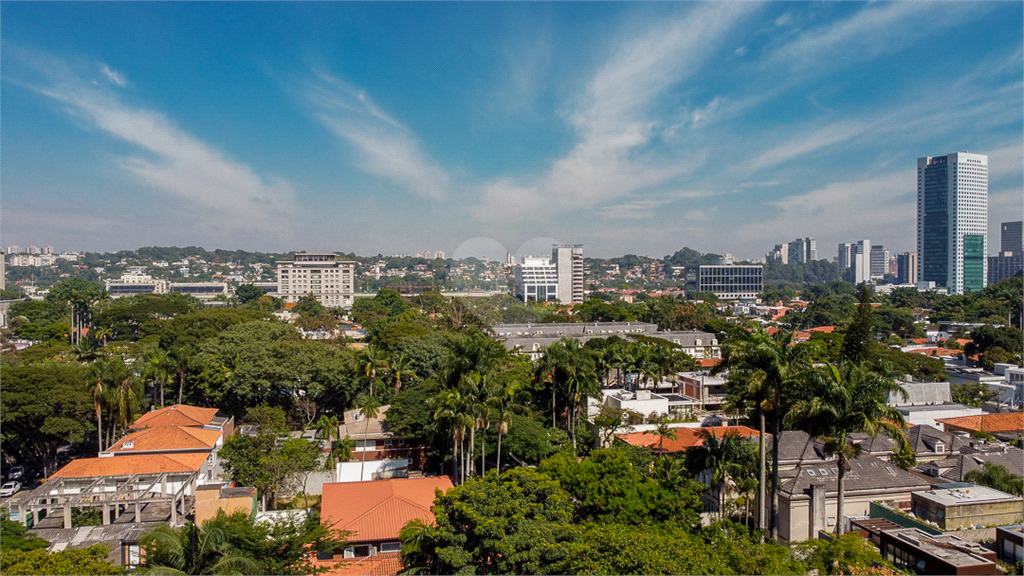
2;2;1022;260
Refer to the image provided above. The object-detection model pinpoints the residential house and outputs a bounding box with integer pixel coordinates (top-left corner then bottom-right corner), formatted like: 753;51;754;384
131;404;235;438
338;405;428;481
912;484;1023;530
915;443;1024;483
996;524;1024;566
103;425;223;483
318;477;454;574
936;413;1024;443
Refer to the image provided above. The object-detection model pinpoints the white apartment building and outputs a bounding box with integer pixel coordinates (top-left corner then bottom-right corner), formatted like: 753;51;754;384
918;152;988;294
552;245;584;304
276;252;356;309
105;272;169;297
515;256;559;303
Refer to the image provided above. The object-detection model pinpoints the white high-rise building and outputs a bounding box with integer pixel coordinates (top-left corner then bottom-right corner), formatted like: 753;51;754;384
515;256;559;303
276;252;356;309
552;245;584;305
917;152;988;294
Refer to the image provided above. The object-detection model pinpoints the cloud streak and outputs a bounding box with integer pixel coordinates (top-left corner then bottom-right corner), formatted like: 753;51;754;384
6;47;297;241
302;71;451;201
472;3;758;221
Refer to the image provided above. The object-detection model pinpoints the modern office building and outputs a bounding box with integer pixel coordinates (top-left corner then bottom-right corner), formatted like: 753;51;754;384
1001;221;1023;255
989;252;1023;285
917;152;988;294
838;243;853;271
515;256;559;303
896;252;918;285
787;238;816;264
767;243;789;264
104;273;169;297
870;245;888;279
276;252;356;309
698;265;762;300
552;245;584;305
837;240;872;284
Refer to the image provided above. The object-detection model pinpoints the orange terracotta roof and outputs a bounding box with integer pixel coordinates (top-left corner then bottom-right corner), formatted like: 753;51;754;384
906;347;962;357
50;452;208;478
766;326;780;336
131;405;220;429
910;338;928;344
321;477;454;543
954;338;972;346
936;413;1024;434
807;326;835;333
314;552;404;576
108;426;221;453
616;425;763;453
697;358;721;368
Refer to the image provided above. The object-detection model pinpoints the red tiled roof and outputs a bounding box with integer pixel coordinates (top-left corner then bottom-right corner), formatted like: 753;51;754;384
616;425;763;453
910;338;928;344
906;347;962;357
50;452;208;479
807;326;835;333
131;405;220;429
936;413;1024;434
321;477;454;543
697;358;721;368
108;426;221;453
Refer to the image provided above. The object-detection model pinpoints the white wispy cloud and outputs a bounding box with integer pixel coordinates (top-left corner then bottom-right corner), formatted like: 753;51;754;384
100;64;127;87
6;47;297;241
471;3;757;221
302;71;450;201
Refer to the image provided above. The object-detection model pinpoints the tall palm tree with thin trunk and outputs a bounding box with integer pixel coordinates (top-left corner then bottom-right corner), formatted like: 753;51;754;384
786;361;907;535
355;393;382;482
715;328;813;540
168;346;190;405
86;357;112;454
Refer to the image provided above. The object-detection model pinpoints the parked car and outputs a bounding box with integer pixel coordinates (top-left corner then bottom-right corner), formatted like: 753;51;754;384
0;481;21;497
8;466;25;481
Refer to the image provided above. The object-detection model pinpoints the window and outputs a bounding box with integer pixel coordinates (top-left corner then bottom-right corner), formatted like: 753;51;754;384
380;542;401;553
807;469;816;476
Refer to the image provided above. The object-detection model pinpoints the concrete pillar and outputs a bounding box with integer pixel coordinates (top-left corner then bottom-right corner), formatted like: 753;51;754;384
102;503;110;525
161;477;167;496
810;483;826;539
135;502;141;522
63;505;72;529
170;497;177;526
18;504;26;527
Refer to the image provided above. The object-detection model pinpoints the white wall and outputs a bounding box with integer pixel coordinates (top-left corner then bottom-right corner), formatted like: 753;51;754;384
335;459;410;483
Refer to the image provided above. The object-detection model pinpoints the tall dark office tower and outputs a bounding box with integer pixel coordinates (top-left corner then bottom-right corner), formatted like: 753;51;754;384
917;152;988;294
1001;221;1023;255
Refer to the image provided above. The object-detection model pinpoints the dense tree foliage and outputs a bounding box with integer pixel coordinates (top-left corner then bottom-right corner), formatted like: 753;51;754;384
0;545;122;575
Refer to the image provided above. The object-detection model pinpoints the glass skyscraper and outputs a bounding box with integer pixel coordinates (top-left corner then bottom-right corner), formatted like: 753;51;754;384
916;152;988;294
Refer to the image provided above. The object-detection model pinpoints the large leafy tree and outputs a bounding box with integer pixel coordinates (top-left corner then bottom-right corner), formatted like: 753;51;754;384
1;544;122;576
1;363;94;475
964;463;1024;497
410;468;577;575
787;361;907;535
538;449;703;529
202;510;349;575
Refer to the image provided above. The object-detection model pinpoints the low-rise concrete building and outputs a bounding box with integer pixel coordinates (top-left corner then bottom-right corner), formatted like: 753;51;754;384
879;527;997;575
194;484;256;525
996;524;1024;566
912;484;1023;530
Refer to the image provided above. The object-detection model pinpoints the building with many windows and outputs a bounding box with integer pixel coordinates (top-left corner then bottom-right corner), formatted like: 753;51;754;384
1001;221;1022;256
276;252;356;309
917;152;988;294
870;245;889;279
514;256;559;303
787;237;816;264
896;252;918;285
552;244;584;304
697;265;762;300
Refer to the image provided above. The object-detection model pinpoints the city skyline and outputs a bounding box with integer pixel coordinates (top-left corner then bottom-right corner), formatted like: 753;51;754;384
2;2;1022;259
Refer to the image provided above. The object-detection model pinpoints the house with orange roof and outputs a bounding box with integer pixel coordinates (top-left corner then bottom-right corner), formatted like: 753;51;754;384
936;412;1024;442
317;477;454;570
615;425;761;455
131;404;234;438
102;425;225;483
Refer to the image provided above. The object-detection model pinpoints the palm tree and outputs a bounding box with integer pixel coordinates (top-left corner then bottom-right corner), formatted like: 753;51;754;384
965;463;1024;496
489;378;527;475
389;353;416;395
86;357;112;454
355;393;382;481
142;348;171;408
139;522;260;575
361;346;389;398
399;518;433;575
685;430;752;521
168;346;190;405
651;418;678;457
107;356;143;441
786;361;907;535
431;388;472;484
715;328;813;540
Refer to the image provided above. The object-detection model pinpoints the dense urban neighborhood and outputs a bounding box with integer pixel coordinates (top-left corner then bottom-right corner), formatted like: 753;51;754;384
1;240;1022;575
